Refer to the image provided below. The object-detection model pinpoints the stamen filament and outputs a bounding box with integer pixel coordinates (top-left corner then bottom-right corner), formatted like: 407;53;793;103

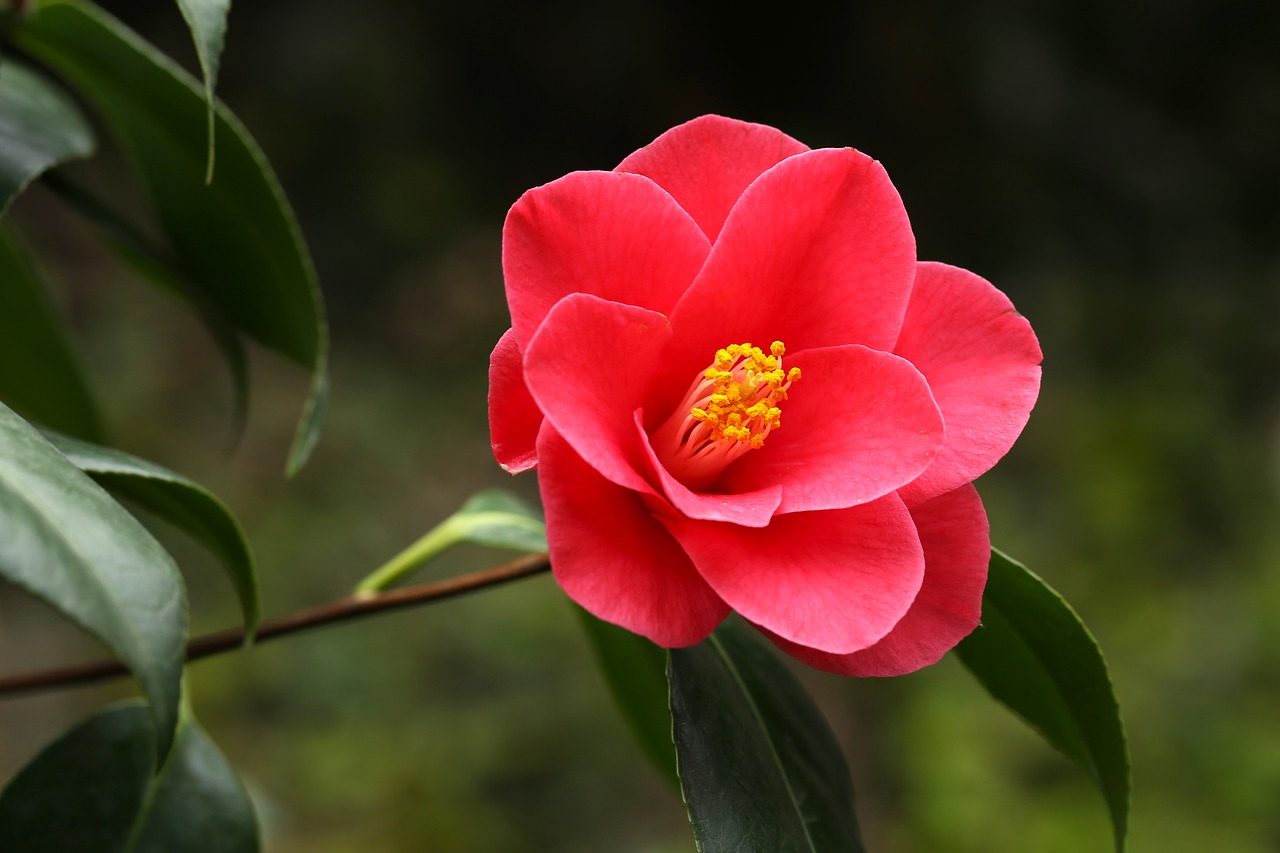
652;341;800;489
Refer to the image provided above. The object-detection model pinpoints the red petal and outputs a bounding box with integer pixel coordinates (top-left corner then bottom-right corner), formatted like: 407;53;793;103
634;411;782;528
894;263;1042;503
660;148;916;399
766;484;990;676
663;495;925;655
523;293;671;492
722;345;944;514
539;425;729;647
503;170;709;349
488;328;542;473
615;115;809;242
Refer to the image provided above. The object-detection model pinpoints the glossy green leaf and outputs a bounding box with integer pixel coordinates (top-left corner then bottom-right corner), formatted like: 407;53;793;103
575;607;678;790
955;549;1130;852
45;429;259;639
172;0;230;182
16;0;329;475
0;224;102;440
0;703;154;853
669;620;865;853
0;402;186;754
0;701;261;853
130;710;261;853
0;56;94;215
355;488;546;594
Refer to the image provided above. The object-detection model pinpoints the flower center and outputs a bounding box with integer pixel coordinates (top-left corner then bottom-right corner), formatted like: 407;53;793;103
653;341;801;490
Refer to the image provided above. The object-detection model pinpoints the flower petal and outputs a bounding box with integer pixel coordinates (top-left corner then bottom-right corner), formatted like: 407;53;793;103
663;494;925;655
722;345;944;514
615;114;809;242
662;147;916;391
895;262;1043;504
766;484;990;676
539;425;729;647
488;328;541;473
503;170;710;349
634;411;782;528
524;293;671;492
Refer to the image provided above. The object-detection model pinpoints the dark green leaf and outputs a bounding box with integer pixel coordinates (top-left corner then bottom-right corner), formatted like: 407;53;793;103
0;402;185;754
955;549;1130;852
0;703;154;853
45;429;258;639
17;0;329;474
172;0;231;182
0;223;102;440
0;701;261;853
669;620;865;853
130;713;260;853
575;607;678;789
0;56;94;215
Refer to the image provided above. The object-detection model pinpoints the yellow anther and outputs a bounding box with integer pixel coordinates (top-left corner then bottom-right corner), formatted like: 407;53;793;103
653;338;806;489
679;340;801;452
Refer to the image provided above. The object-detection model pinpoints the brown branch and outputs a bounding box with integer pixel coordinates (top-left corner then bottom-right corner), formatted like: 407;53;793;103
0;552;551;699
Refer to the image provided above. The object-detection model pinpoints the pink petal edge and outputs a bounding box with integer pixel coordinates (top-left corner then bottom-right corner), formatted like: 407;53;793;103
894;262;1043;504
538;424;729;647
766;483;990;676
523;293;672;493
503;170;710;350
663;493;925;655
616;114;810;242
488;328;541;473
722;344;945;514
661;148;917;400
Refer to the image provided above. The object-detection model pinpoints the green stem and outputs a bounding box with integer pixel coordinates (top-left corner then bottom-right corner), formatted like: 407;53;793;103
355;510;548;595
355;518;468;594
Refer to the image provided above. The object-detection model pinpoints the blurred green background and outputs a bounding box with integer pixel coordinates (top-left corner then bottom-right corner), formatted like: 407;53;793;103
2;0;1279;850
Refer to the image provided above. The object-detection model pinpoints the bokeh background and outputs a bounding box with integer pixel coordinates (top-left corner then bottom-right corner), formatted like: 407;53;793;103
2;0;1279;850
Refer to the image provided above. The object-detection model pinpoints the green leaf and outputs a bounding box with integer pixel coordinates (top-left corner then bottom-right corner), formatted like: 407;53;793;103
0;703;154;853
669;620;865;853
130;711;261;853
355;488;547;594
172;0;230;182
0;402;186;754
0;56;94;215
453;488;549;552
574;607;679;790
0;701;261;853
44;429;259;639
0;223;103;440
955;549;1130;852
16;0;329;475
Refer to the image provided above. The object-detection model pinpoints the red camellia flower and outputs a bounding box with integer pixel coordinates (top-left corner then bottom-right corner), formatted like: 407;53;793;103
488;115;1042;676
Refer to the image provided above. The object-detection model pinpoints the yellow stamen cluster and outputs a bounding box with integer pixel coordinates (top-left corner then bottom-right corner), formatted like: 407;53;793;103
689;341;801;449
